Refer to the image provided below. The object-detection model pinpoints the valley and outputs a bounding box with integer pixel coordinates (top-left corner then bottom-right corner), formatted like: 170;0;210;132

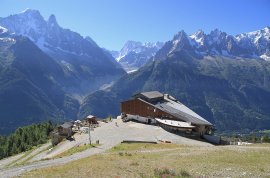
0;9;270;135
0;2;269;178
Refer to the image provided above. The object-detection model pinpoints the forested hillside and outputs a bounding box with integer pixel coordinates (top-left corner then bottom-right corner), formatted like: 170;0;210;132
0;122;54;160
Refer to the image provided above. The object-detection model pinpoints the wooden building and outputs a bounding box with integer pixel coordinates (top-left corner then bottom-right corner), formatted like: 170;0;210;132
121;91;213;135
80;115;99;127
86;115;98;125
51;122;73;145
58;122;73;137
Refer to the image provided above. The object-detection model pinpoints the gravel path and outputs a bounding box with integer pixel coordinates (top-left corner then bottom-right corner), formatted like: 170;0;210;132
10;143;51;166
0;153;24;169
0;118;212;178
0;143;51;170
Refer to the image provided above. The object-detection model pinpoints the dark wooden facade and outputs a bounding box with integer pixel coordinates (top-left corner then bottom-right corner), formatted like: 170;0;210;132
121;93;213;135
58;126;72;137
87;117;98;125
121;98;182;121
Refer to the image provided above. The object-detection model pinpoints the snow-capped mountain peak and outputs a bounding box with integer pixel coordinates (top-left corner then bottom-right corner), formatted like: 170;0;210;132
20;8;41;16
233;26;270;60
263;26;270;33
113;40;164;71
18;8;45;25
236;26;270;42
190;29;205;46
0;9;47;43
164;27;270;61
116;40;164;62
0;9;103;57
169;30;195;53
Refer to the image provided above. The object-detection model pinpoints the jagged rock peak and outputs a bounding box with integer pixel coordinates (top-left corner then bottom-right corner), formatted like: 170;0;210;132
48;14;58;26
209;28;228;39
190;29;205;45
19;8;42;18
173;30;188;41
193;29;205;37
123;40;143;47
262;26;270;33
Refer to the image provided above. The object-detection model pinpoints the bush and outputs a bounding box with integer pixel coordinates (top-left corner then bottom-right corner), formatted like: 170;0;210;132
154;167;191;178
130;162;139;166
261;135;270;143
125;152;132;156
180;170;191;177
154;167;176;177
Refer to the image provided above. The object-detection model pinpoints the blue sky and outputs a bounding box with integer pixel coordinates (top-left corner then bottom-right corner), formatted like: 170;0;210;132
0;0;269;50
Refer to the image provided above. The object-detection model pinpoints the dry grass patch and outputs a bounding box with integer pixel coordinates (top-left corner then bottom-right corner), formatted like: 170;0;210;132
21;143;270;178
53;144;99;158
111;142;182;152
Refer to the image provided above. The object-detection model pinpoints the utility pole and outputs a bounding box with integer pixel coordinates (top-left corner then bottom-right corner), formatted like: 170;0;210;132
88;121;91;145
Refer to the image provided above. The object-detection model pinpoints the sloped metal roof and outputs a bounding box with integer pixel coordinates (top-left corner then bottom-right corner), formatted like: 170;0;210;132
86;115;96;119
135;91;164;99
133;91;212;126
60;122;73;129
155;96;212;126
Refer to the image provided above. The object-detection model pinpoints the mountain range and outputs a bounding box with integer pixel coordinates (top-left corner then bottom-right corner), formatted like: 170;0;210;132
168;27;270;60
0;10;125;134
113;41;164;72
112;27;270;72
0;27;78;134
80;27;270;132
0;9;270;134
0;9;125;97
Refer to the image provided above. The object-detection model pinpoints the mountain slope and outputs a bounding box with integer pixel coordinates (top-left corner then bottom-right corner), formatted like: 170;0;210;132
0;9;127;134
0;29;79;134
0;9;125;96
80;28;270;132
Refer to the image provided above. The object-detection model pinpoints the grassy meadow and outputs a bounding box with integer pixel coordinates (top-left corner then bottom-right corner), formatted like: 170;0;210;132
20;143;270;178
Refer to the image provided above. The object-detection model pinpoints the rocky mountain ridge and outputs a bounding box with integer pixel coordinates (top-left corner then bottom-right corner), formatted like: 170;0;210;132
0;9;125;96
155;27;270;61
80;28;270;132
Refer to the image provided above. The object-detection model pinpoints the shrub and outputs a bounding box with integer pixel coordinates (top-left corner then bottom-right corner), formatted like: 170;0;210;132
154;167;191;178
130;162;139;166
154;167;175;177
180;170;191;177
125;152;132;156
